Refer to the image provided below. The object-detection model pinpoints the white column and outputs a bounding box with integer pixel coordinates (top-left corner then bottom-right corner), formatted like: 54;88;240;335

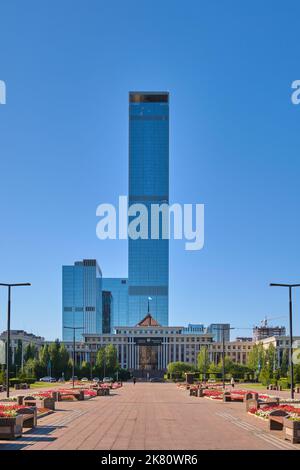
158;346;161;369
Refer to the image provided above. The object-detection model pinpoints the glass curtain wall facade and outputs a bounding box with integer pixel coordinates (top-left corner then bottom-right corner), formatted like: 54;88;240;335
128;92;169;325
102;278;129;328
207;324;231;342
62;259;102;341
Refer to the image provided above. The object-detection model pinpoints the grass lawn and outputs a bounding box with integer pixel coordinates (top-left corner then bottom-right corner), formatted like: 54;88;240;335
238;383;267;390
29;382;62;389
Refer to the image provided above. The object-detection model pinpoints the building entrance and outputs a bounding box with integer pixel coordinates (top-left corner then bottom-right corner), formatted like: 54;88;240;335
139;345;158;370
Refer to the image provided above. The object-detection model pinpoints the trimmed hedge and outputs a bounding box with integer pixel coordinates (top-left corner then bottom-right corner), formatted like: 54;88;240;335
9;377;36;386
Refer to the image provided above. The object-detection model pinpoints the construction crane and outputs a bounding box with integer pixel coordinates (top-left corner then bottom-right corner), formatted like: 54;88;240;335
260;315;286;327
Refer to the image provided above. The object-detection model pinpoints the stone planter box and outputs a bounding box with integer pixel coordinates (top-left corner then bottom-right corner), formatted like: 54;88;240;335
16;406;37;429
284;418;300;444
97;388;110;396
24;397;55;411
75;390;85;400
56;390;85;401
15;383;30;390
52;391;60;402
246;397;259;412
0;414;23;439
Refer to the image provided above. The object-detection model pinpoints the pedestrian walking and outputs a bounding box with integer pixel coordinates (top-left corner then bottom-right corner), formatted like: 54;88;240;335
231;377;235;388
133;377;136;385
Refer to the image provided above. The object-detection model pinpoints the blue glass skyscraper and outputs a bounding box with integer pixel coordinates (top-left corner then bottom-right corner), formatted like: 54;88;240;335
128;92;169;325
62;259;102;341
102;278;129;328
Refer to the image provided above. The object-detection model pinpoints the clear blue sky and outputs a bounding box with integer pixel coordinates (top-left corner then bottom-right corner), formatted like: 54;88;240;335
1;1;300;340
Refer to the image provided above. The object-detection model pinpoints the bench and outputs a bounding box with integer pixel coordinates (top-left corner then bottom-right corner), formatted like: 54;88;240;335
269;409;289;431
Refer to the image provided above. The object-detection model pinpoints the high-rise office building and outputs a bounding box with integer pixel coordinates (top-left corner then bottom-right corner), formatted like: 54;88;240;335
128;92;169;326
102;278;129;328
62;259;102;341
102;291;112;334
207;323;231;342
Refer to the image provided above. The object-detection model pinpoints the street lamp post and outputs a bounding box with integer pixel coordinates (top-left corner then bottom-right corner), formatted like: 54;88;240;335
270;283;300;399
63;326;84;389
0;283;31;398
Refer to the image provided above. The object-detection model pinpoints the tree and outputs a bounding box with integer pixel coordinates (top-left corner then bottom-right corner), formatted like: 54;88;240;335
96;345;119;377
80;361;91;378
38;344;51;376
197;346;211;377
23;358;38;378
24;342;37;362
105;344;118;375
48;339;61;377
167;361;196;379
0;367;5;385
265;343;277;379
247;343;265;378
14;340;23;371
58;344;70;377
281;349;289;377
96;347;106;375
294;363;300;384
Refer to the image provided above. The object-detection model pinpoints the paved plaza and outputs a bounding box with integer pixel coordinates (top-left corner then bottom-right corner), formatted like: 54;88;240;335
0;383;299;451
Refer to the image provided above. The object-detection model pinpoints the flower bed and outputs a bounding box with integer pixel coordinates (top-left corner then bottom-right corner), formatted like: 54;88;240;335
83;390;97;398
0;404;27;417
203;389;223;400
248;404;300;420
32;391;53;399
111;382;122;389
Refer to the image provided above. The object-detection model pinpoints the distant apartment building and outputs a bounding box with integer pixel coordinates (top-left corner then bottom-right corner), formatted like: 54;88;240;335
62;259;102;341
0;330;45;365
183;324;205;334
258;335;300;367
253;325;286;341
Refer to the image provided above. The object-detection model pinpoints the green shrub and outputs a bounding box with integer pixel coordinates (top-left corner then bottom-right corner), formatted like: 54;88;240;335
9;377;36;386
278;378;290;389
259;369;271;386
